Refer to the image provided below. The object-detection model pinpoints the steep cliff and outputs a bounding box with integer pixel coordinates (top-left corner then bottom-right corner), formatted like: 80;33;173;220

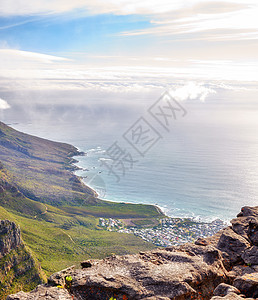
0;220;45;299
6;206;258;300
0;220;21;258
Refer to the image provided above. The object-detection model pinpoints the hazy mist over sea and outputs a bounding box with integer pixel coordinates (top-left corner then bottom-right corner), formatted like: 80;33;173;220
2;81;258;221
1;0;258;221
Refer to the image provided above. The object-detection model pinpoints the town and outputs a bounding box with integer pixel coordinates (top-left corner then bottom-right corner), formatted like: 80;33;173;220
99;217;227;247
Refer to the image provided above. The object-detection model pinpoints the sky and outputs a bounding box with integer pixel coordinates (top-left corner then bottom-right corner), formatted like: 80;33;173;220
0;1;258;218
0;0;258;113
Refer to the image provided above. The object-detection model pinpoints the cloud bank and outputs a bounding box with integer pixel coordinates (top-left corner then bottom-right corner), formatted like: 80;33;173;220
170;82;216;102
0;0;257;44
0;0;255;17
0;98;10;109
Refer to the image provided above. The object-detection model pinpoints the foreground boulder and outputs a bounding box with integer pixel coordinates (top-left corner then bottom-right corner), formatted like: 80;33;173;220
8;244;227;300
7;206;258;300
213;283;240;297
211;294;254;300
49;244;227;300
6;285;73;300
233;273;258;298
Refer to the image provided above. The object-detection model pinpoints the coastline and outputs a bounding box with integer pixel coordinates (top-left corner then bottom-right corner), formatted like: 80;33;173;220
72;149;102;199
68;146;164;220
72;147;166;219
10;123;246;223
71;146;229;227
5;121;230;223
71;145;234;223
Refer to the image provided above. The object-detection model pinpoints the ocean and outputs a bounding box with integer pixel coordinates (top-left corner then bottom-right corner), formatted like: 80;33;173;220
8;83;258;222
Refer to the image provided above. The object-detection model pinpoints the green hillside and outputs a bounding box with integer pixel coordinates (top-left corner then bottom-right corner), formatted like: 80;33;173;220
0;121;161;219
0;121;161;283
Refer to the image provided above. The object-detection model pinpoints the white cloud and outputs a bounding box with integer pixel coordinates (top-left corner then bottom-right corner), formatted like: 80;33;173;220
0;19;35;30
120;2;258;41
0;49;72;82
169;82;216;102
0;49;71;64
0;1;257;44
0;98;11;109
0;49;258;97
0;0;205;16
0;0;255;17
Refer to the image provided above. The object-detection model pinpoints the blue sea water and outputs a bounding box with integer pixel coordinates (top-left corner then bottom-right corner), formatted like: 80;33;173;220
73;118;258;222
9;86;258;222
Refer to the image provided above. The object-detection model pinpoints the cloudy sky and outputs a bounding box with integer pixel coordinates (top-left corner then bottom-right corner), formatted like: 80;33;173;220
0;1;258;217
0;0;258;113
1;1;258;67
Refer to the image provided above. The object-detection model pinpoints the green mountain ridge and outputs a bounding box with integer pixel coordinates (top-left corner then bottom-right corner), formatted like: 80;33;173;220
0;121;161;218
0;121;162;297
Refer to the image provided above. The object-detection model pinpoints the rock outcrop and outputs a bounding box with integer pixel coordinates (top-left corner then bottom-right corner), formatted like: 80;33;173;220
0;220;44;299
7;206;258;300
6;285;73;300
0;220;21;258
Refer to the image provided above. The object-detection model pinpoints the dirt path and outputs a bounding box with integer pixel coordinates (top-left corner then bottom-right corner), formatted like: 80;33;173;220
34;204;48;219
61;230;75;244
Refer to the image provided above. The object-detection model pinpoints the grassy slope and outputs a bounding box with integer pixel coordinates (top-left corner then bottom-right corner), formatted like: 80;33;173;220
0;209;46;298
0;121;97;205
0;122;160;277
0;200;156;277
0;242;46;299
0;121;161;218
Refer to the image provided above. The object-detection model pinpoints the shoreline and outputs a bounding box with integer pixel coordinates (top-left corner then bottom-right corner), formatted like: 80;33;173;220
71;147;230;224
9;123;236;223
72;147;165;217
72;149;103;199
7;121;231;223
68;149;99;198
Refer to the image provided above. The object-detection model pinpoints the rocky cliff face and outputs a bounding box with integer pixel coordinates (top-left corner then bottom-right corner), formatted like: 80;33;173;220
0;220;21;258
0;220;44;299
7;206;258;300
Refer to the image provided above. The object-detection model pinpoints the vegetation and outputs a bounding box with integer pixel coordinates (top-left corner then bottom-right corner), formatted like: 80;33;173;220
0;121;161;219
0;196;156;277
0;121;160;286
65;275;73;290
0;242;45;299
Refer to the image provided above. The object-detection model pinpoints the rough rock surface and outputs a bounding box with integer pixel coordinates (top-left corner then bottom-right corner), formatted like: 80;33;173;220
49;244;227;300
214;227;250;266
211;293;254;300
7;206;258;300
6;285;73;300
213;283;240;296
233;273;258;298
241;246;258;265
0;220;44;298
0;220;21;258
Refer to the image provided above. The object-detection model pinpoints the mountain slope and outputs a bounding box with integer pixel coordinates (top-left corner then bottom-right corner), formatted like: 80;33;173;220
0;121;161;220
0;122;160;288
0;219;45;299
0;121;96;206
